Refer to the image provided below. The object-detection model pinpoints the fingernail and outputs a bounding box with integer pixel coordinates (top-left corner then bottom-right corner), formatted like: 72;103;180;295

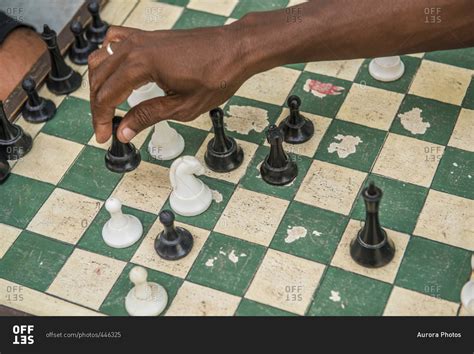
122;127;137;141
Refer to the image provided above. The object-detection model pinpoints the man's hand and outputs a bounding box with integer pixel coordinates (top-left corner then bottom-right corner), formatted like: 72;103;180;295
88;23;250;144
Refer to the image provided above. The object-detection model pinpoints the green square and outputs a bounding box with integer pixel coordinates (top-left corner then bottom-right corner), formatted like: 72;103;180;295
235;299;296;316
354;56;421;93
139;122;208;169
240;146;312;201
307;267;391;316
0;231;73;291
390;94;460;145
59;146;123;200
100;263;183;316
396;236;472;303
161;176;235;230
157;0;189;6
117;101;130;112
431;147;474;199
290;72;351;118
231;0;289;18
0;174;54;228
270;201;348;264
173;8;227;29
424;47;474;70
315;120;387;172
351;175;428;234
41;96;94;144
462;77;474;109
78;205;156;262
187;232;266;296
285;63;305;71
223;96;282;144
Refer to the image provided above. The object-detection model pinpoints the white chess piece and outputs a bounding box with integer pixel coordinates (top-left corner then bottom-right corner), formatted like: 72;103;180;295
169;156;213;216
460;254;474;316
368;56;405;82
127;82;165;108
102;197;143;248
148;121;185;160
125;266;168;316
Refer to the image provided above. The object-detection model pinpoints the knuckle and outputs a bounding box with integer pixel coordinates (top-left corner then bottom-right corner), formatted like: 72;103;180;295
133;105;154;127
95;89;109;107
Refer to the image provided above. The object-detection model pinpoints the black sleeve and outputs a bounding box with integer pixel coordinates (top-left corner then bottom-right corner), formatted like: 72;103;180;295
0;11;35;44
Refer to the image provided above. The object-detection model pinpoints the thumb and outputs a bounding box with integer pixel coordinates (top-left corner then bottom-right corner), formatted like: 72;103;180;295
117;95;182;143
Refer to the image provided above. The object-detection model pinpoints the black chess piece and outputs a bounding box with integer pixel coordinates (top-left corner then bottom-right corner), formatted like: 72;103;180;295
154;210;193;260
204;108;244;172
21;77;57;123
350;182;395;268
0;102;33;160
260;125;298;186
105;116;141;173
86;1;109;45
0;158;11;184
69;20;97;65
279;95;314;144
41;25;82;95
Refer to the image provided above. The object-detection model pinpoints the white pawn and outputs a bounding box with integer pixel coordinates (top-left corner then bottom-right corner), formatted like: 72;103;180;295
169;156;213;217
148;121;185;160
460;254;474;316
127;82;165;108
368;56;405;82
102;197;143;248
125;266;168;316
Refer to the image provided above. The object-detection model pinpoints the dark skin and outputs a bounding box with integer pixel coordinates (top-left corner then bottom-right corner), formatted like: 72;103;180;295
88;0;474;143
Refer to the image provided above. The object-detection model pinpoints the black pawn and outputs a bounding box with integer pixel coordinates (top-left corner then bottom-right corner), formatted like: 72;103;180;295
21;77;56;123
154;210;193;261
69;20;97;65
0;158;11;184
105;116;141;173
279;95;314;144
260;125;298;186
0;102;33;160
204;108;244;172
41;25;82;95
86;1;109;45
350;182;395;268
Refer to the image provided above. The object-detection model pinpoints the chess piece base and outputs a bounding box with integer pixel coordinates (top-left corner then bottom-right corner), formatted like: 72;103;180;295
102;215;143;248
461;280;474;316
0;159;10;184
279;116;314;144
350;229;396;268
46;70;82;95
204;137;244;172
369;57;405;82
69;42;97;66
169;183;212;217
125;282;168;316
260;158;298;186
148;132;184;161
0;126;33;160
105;147;141;173
154;226;194;260
22;99;56;123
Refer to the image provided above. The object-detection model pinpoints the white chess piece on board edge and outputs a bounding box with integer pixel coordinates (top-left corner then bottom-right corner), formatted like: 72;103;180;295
460;254;474;316
148;121;185;160
169;156;213;217
125;266;168;316
127;82;165;108
368;56;405;82
102;197;143;248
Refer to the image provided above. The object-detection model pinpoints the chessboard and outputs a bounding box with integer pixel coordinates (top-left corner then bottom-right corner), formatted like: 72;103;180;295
1;0;473;317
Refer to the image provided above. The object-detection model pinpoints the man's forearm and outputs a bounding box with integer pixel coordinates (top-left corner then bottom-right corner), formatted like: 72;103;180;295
233;0;474;75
